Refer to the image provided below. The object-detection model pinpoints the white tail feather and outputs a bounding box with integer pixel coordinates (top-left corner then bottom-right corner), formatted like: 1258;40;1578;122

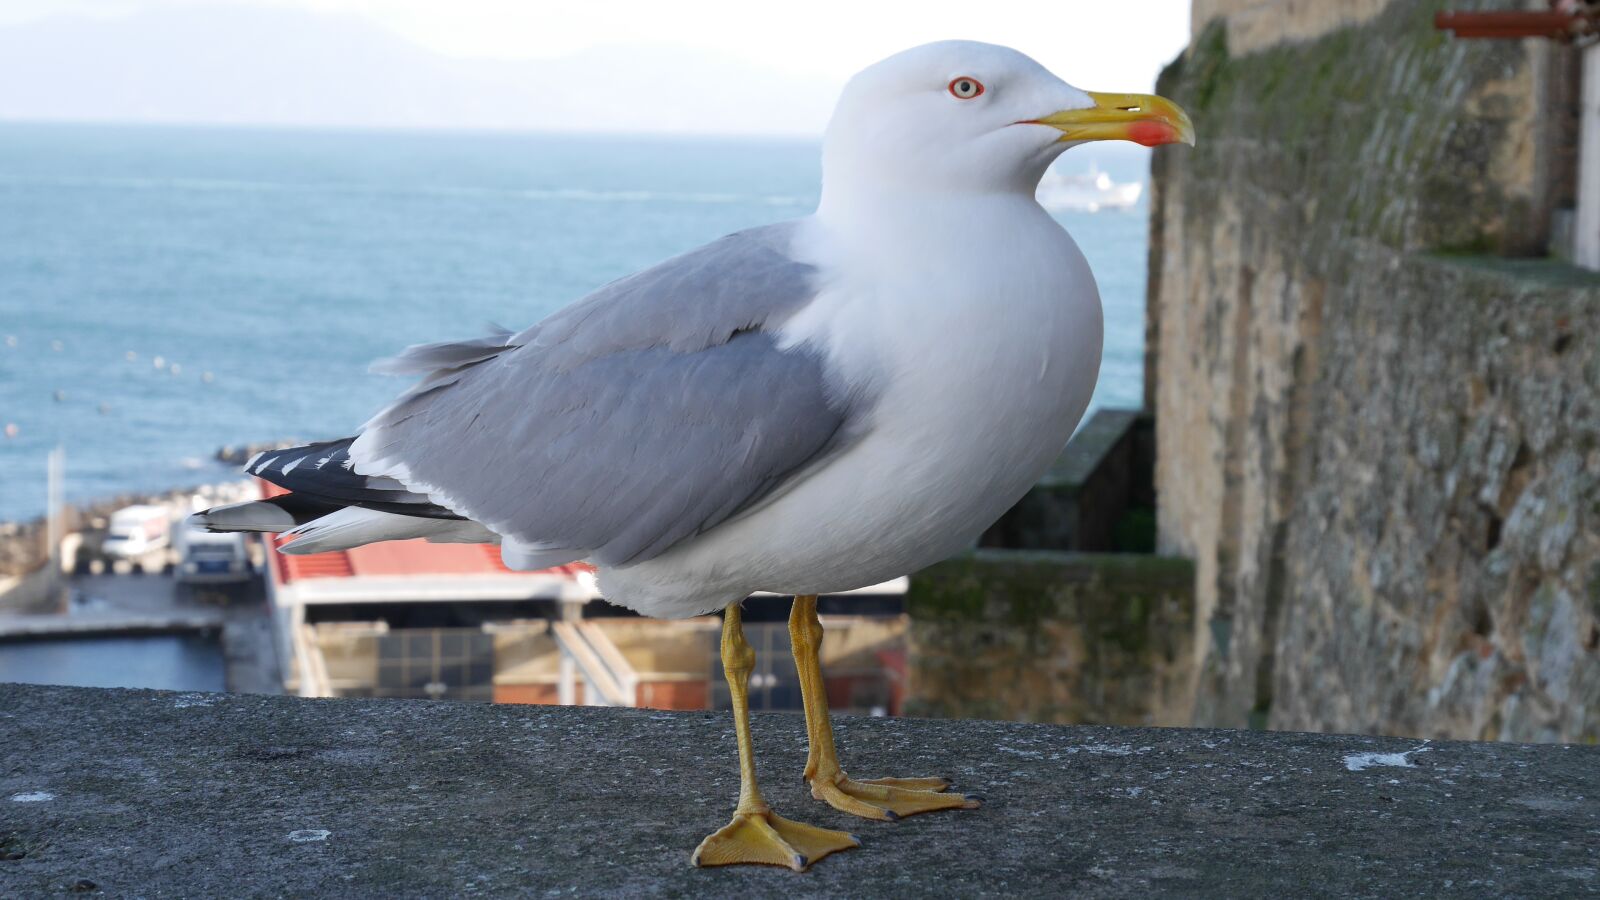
187;501;296;534
280;507;494;555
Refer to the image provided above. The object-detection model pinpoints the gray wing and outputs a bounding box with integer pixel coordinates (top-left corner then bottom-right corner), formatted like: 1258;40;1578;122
349;221;858;569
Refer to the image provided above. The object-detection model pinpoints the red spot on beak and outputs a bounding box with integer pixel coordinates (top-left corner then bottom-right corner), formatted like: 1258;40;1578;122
1128;120;1179;147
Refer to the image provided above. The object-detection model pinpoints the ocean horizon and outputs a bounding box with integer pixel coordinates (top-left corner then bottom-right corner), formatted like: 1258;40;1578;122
0;121;1153;522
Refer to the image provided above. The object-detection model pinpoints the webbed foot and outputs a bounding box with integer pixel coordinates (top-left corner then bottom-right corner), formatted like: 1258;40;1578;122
692;808;860;871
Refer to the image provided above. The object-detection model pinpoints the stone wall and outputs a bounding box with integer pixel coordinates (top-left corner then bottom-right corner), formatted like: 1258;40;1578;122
1150;0;1600;740
1192;0;1397;54
1277;257;1600;742
905;551;1196;726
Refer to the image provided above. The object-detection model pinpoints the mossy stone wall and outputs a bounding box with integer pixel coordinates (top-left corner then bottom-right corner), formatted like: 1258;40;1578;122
905;551;1196;725
1151;0;1600;739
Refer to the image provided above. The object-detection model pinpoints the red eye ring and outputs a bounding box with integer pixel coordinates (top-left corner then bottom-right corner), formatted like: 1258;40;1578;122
948;77;984;99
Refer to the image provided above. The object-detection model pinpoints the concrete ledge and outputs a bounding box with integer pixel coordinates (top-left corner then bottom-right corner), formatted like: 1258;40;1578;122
2;684;1598;896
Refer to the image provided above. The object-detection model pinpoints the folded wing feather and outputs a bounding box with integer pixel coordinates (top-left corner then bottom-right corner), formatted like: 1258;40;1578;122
346;221;864;569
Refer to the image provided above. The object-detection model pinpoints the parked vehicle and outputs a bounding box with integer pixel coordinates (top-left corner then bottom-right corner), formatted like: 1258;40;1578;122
176;529;252;585
101;505;171;558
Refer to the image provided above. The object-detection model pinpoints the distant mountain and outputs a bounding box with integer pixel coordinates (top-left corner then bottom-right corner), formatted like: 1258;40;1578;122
0;4;840;135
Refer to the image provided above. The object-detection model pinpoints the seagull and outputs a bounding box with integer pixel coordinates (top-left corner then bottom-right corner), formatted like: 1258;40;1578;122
193;40;1192;871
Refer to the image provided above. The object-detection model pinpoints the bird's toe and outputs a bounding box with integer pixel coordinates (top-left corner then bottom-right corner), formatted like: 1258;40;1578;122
856;775;953;792
809;772;981;820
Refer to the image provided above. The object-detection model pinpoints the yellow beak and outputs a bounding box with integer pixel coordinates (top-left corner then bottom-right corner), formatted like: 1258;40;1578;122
1027;92;1195;147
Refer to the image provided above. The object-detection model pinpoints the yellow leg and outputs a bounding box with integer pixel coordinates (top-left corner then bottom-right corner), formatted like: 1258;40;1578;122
692;603;860;871
790;595;982;821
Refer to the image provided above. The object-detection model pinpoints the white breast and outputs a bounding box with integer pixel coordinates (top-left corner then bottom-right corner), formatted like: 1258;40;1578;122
601;200;1103;618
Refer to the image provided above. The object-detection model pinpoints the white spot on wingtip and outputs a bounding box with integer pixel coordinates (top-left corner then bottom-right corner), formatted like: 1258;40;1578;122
11;791;55;802
289;829;331;842
1344;743;1432;772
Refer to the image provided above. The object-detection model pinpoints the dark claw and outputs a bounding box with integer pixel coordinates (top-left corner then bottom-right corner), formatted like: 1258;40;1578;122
883;810;900;822
794;854;808;870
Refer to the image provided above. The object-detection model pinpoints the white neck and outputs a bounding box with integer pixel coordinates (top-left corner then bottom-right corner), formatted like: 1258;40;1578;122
813;184;1052;249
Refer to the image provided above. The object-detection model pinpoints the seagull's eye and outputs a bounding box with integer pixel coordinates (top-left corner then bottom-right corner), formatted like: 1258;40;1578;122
948;77;984;100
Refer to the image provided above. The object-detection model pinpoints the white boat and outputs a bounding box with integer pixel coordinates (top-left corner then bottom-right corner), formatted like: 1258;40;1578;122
1036;164;1143;213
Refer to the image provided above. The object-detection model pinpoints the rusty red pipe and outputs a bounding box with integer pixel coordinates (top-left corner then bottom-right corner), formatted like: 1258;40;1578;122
1435;10;1583;40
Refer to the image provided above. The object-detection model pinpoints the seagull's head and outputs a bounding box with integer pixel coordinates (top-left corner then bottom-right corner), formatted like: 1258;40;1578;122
822;40;1194;199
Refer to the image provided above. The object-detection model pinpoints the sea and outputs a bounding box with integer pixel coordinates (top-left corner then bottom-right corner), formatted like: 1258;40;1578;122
0;633;224;691
0;122;1153;523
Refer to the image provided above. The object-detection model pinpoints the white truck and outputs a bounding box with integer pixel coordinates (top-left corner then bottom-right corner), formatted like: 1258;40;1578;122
175;528;252;586
101;505;171;559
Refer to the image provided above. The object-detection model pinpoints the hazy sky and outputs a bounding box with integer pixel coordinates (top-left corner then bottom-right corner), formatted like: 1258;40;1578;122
0;0;1194;134
4;0;1191;82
